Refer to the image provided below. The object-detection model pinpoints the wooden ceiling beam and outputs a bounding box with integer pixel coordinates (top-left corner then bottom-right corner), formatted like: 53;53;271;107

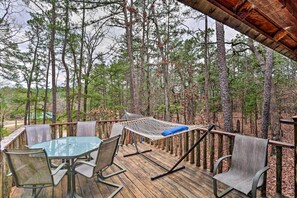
273;29;288;41
235;1;254;20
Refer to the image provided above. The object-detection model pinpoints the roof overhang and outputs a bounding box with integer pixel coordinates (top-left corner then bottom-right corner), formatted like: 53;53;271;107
177;0;297;61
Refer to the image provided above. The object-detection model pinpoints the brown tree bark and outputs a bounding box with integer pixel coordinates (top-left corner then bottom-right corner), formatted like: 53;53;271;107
62;0;72;125
204;15;210;124
123;0;137;113
215;21;233;132
270;79;281;155
43;49;50;124
77;0;86;121
260;48;273;139
50;0;57;124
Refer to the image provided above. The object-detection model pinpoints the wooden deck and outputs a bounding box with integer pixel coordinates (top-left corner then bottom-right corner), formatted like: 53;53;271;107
10;143;247;198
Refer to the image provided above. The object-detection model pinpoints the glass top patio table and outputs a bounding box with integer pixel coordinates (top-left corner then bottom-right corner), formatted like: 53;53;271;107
30;136;101;198
30;136;101;159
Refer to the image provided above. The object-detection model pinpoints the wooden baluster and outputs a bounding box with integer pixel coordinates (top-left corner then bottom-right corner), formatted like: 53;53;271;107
190;131;194;164
170;137;174;154
209;132;214;172
228;136;233;167
196;130;201;167
179;134;183;157
166;138;170;152
203;133;207;169
218;134;223;173
184;132;189;161
276;146;282;196
59;125;63;138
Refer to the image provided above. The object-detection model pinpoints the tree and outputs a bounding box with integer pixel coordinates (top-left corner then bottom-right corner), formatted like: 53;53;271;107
260;48;273;139
215;21;233;132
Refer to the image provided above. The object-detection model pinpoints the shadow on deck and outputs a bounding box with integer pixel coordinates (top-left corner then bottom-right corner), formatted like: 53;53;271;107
10;143;247;198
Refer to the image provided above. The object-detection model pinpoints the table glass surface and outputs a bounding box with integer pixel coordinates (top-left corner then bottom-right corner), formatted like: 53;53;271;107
30;136;101;159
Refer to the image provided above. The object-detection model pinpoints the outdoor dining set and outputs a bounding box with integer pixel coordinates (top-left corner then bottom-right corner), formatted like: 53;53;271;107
3;122;126;198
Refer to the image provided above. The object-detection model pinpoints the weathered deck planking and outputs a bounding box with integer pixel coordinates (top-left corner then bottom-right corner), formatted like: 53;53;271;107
10;143;247;198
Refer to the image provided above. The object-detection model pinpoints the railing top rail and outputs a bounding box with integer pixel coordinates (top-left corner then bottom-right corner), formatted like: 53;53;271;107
49;119;127;126
280;119;294;125
1;127;25;150
195;126;294;149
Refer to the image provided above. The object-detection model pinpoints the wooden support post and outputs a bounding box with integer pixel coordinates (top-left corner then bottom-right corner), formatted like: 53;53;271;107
184;133;189;161
190;131;195;164
276;146;282;195
209;132;214;172
293;116;297;198
203;134;207;169
218;135;223;173
196;131;201;167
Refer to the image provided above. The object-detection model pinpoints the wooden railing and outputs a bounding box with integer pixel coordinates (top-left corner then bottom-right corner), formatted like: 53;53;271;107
1;117;296;198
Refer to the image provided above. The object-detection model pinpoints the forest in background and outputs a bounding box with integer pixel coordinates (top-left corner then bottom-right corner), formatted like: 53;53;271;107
0;0;297;141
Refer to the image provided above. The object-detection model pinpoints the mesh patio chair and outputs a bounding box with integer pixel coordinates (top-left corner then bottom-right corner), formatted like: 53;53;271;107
4;148;68;198
213;134;269;198
73;135;123;198
76;121;96;136
25;124;52;147
89;125;126;177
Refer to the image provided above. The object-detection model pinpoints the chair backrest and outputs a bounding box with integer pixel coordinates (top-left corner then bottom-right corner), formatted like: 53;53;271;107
230;135;268;184
94;135;121;173
25;124;52;147
4;148;53;187
77;121;96;136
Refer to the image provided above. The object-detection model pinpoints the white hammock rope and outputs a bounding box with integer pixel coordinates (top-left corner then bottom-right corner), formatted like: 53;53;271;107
111;117;204;141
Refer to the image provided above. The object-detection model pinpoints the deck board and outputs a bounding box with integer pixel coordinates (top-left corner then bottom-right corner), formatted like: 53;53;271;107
10;143;248;198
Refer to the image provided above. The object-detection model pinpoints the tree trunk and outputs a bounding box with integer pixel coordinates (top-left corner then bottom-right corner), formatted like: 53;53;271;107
50;0;57;124
34;83;39;124
215;21;233;132
62;0;72;125
260;48;273;139
77;0;86;121
204;15;210;124
123;0;137;113
43;49;50;124
270;79;280;155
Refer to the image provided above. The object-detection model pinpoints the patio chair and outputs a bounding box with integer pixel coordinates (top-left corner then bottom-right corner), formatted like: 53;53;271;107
76;121;96;136
89;125;126;177
73;135;123;198
25;124;52;147
4;148;68;198
213;134;269;198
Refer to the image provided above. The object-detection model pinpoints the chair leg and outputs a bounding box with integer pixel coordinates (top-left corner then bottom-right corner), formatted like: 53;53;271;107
96;176;123;198
213;179;219;198
102;162;126;179
213;179;233;198
31;186;43;198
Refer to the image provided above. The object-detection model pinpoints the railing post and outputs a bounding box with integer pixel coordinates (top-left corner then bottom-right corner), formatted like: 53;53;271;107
195;131;200;167
209;132;214;172
276;146;282;195
293;116;297;197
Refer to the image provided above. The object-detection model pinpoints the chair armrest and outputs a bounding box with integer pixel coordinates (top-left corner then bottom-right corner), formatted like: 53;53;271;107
213;155;232;176
251;166;269;197
51;162;68;175
73;160;96;168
